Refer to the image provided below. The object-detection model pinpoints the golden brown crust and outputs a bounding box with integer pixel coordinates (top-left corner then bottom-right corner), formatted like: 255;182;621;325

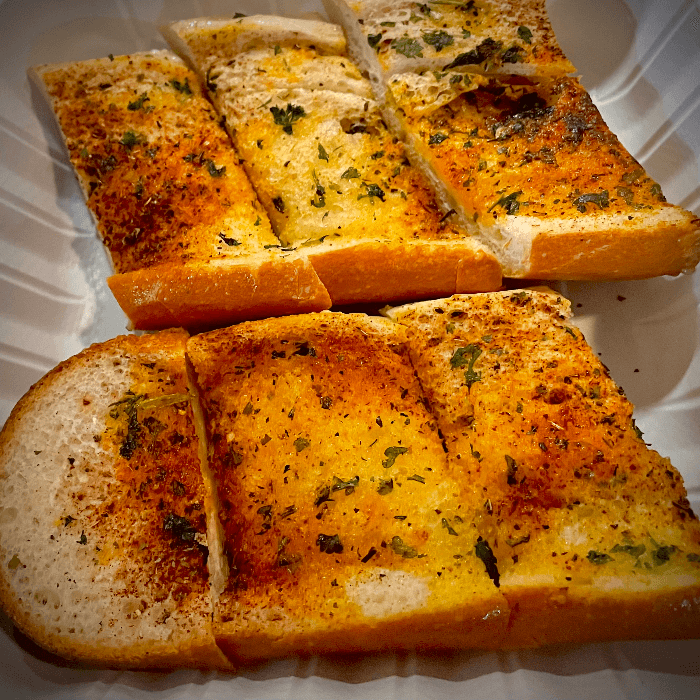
527;211;700;279
107;256;332;331
502;583;700;648
306;239;502;304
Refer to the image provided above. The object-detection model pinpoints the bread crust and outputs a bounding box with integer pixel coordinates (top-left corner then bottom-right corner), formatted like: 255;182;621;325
503;583;700;648
108;255;332;331
526;209;700;278
305;238;502;304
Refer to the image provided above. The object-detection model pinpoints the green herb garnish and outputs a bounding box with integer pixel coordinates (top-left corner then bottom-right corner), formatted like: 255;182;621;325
517;26;533;44
270;103;306;135
358;183;386;202
450;344;482;387
382;446;408;469
429;132;449;145
341;167;360;179
169;78;192;95
505;455;518;485
163;513;197;542
377;477;394;495
390;536;425;558
317;533;343;554
587;550;613;565
294;437;310;452
331;475;360;495
573;191;609;213
422;30;454;53
120;130;145;149
391;36;424;58
489;190;523;215
127;92;149;110
475;536;500;586
368;33;382;50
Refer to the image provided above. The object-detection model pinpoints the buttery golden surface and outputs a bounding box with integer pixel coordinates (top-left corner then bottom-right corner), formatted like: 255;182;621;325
173;21;483;250
388;291;700;589
393;76;670;223
187;313;503;645
227;88;471;247
36;52;278;274
98;331;210;603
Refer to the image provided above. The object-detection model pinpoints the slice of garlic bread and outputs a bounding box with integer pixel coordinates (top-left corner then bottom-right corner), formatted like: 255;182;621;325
165;16;502;305
30;50;330;330
0;331;231;669
323;0;575;105
387;75;700;278
386;290;700;646
186;312;508;662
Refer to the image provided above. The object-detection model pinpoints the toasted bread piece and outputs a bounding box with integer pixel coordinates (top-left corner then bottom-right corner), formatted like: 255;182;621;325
386;75;700;278
164;16;502;304
0;331;231;669
328;2;700;280
323;0;575;105
386;290;700;646
29;50;330;330
186;312;508;662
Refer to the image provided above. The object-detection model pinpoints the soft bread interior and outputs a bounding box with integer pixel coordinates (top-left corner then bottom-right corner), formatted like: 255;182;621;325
0;331;231;669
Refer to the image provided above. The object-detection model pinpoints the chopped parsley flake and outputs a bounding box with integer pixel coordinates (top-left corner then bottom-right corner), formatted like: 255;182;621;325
391;36;424;58
422;30;454;52
587;550;613;565
169;78;192;95
270;103;306;135
382;446;409;469
517;25;533;44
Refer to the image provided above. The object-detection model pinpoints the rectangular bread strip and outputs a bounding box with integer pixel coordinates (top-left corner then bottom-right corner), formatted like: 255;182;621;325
0;331;231;669
29;50;331;330
386;290;700;646
328;2;700;280
186;312;509;662
164;16;502;305
387;74;700;278
323;0;576;105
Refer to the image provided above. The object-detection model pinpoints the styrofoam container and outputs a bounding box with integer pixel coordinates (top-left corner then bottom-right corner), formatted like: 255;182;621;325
0;0;698;696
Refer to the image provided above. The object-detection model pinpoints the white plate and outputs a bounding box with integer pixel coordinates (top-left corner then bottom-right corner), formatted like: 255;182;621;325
0;0;698;697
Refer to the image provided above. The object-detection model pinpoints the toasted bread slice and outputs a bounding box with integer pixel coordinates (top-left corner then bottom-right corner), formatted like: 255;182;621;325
164;16;502;304
0;331;231;669
186;312;509;662
386;75;700;278
29;50;330;330
323;0;575;105
386;290;700;646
